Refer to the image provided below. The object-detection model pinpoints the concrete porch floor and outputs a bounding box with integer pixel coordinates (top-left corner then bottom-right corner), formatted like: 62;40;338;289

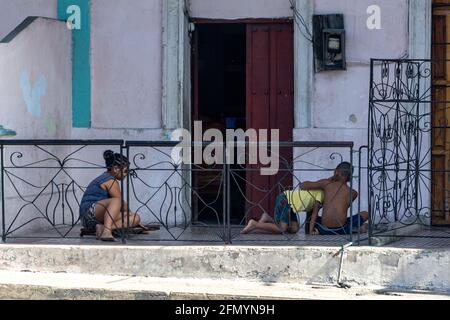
382;228;450;248
4;224;450;248
4;224;368;247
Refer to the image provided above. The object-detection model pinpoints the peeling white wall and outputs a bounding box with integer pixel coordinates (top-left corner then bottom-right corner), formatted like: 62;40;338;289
298;0;409;215
90;0;163;129
0;18;72;235
190;0;293;19
312;0;408;130
0;18;71;140
315;0;408;63
188;0;409;134
0;0;57;40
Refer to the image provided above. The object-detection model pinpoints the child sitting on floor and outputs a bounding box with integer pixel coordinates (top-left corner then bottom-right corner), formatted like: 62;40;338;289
241;162;369;235
240;188;324;234
79;150;142;242
303;162;369;235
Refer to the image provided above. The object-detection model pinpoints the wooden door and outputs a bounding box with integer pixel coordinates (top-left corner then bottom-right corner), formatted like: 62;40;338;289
432;1;450;225
246;23;294;221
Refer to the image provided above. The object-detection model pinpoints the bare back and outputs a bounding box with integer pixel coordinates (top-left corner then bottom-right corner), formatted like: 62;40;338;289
321;181;352;228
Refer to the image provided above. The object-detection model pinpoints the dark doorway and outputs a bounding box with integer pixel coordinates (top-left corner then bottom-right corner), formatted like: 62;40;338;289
192;22;294;225
192;24;247;225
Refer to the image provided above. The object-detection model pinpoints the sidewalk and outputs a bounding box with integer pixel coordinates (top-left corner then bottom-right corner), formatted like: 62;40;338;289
0;270;449;300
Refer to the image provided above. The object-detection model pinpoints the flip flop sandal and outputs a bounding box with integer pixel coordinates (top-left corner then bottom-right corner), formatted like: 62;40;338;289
112;227;147;237
100;236;117;242
80;228;96;237
112;229;127;237
140;224;161;231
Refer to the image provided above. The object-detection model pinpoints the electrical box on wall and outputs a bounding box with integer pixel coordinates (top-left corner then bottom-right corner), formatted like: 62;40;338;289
323;28;345;70
313;14;346;72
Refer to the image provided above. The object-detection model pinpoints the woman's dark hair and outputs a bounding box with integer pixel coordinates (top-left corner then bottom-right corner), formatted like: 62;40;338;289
103;150;129;170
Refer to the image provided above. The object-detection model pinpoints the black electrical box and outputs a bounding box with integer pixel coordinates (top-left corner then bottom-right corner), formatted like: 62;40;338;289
313;14;346;71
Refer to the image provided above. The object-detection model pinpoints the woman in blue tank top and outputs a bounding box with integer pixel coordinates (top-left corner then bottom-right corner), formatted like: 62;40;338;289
79;150;142;241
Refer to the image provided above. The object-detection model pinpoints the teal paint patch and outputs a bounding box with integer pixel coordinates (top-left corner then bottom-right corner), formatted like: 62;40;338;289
0;126;17;136
58;0;90;128
20;71;47;118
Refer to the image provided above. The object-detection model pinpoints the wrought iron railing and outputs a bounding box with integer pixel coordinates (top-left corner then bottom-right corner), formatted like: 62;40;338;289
3;61;449;246
0;140;124;241
368;59;450;244
0;139;364;245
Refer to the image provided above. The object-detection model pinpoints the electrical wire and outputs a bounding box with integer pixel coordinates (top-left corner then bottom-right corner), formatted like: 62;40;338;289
289;0;314;44
183;0;191;19
290;0;312;37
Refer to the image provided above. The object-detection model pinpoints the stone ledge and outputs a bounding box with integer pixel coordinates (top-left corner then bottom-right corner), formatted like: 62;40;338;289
0;244;449;292
0;271;449;300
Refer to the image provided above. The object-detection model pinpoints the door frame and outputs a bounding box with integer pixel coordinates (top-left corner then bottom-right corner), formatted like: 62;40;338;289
191;18;293;25
190;19;294;223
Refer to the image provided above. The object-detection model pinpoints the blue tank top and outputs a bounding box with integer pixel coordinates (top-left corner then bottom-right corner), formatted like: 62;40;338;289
79;172;115;216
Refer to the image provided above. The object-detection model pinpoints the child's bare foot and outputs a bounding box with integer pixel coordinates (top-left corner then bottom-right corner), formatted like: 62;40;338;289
95;224;104;239
241;219;258;234
96;224;116;242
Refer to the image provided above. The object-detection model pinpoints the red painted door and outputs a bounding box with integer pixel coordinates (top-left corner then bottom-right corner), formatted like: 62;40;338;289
246;23;294;221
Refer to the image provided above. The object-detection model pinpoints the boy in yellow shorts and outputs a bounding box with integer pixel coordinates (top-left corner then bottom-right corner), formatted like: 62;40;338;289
240;189;324;234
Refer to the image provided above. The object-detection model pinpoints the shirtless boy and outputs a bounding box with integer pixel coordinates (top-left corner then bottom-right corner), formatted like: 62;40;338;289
303;162;369;235
240;162;368;235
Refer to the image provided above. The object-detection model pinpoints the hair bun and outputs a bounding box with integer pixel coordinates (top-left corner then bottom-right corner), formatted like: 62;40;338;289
103;150;114;160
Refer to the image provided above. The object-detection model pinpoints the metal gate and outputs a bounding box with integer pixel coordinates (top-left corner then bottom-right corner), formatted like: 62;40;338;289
368;59;450;244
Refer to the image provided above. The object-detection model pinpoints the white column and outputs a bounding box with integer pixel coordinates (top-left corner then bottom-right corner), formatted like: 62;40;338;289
162;0;189;130
294;0;314;129
408;0;432;225
409;0;432;60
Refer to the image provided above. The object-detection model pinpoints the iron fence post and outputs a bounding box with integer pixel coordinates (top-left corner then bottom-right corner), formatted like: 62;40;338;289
368;59;374;246
415;62;421;223
222;142;227;244
223;142;231;244
120;145;126;244
356;147;363;246
227;159;231;244
126;145;131;241
1;144;5;243
349;145;353;243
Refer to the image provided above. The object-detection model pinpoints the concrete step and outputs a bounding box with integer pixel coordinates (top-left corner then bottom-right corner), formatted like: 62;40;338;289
0;271;449;300
1;244;450;292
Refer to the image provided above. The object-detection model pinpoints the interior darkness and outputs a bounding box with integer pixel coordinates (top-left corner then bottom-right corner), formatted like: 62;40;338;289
195;24;246;225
